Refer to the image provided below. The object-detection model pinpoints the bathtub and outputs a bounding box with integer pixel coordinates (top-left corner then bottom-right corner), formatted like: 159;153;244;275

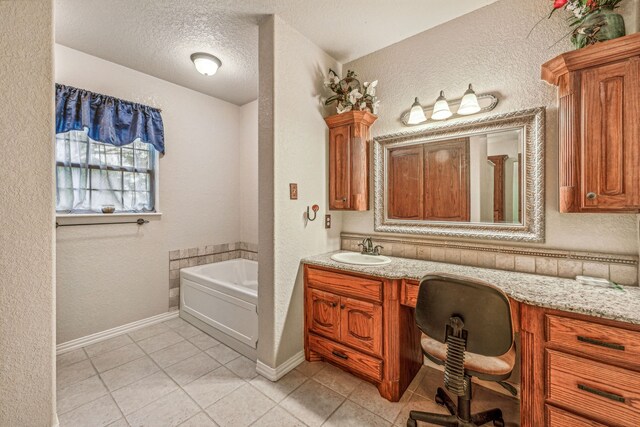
180;258;258;360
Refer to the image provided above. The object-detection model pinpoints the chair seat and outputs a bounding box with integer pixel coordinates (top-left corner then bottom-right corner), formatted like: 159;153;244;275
421;334;516;381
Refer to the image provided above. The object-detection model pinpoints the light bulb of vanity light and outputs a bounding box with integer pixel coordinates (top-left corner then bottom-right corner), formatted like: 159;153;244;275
406;97;427;125
431;91;453;120
457;84;482;115
190;52;222;76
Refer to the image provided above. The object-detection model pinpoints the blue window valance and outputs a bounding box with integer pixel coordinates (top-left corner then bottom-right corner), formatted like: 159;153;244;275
55;83;165;154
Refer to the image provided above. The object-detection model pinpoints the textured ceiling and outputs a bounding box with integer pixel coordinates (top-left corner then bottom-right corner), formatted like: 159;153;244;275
55;0;498;105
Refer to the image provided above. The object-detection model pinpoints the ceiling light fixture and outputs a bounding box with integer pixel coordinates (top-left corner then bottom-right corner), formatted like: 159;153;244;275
457;84;481;115
431;91;453;121
190;52;222;76
406;97;427;125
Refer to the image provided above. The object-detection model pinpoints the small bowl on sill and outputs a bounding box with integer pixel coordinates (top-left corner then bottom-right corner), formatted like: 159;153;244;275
101;205;116;214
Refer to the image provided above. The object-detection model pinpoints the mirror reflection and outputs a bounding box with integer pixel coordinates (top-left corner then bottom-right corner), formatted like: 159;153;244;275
385;129;522;225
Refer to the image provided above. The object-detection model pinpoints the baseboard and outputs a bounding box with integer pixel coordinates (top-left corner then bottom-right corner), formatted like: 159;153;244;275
256;351;305;381
56;311;179;354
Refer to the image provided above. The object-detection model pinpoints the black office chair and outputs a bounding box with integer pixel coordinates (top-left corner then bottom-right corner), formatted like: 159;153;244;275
407;275;515;427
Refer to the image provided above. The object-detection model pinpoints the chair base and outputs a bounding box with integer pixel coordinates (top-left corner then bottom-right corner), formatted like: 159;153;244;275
407;387;504;427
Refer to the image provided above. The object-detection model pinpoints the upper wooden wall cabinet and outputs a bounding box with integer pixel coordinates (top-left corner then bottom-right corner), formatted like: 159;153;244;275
325;111;377;211
542;33;640;213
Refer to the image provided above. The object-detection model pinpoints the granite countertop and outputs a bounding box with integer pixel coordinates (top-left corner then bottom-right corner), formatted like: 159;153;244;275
303;251;640;326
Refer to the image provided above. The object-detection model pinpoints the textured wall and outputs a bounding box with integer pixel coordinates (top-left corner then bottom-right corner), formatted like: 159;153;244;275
240;100;259;245
258;15;343;368
55;45;244;343
342;0;640;255
0;0;56;425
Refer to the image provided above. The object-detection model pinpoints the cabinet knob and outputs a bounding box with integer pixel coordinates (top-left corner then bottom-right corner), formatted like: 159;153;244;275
340;304;345;309
586;192;597;200
331;302;337;308
341;198;347;202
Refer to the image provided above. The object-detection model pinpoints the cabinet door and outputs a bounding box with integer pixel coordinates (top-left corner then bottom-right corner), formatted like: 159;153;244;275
307;288;340;340
424;138;470;221
339;297;383;356
388;146;424;219
581;58;640;210
329;125;351;209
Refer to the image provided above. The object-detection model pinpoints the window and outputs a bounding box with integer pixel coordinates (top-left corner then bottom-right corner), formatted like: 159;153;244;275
56;130;157;213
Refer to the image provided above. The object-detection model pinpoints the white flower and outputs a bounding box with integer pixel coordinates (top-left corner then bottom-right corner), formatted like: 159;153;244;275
348;89;363;105
337;102;352;114
372;100;380;114
359;102;367;110
367;80;378;96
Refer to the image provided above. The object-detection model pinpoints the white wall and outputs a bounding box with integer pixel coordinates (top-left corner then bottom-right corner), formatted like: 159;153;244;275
0;1;56;424
55;45;246;343
240;100;259;245
258;15;343;368
341;0;640;255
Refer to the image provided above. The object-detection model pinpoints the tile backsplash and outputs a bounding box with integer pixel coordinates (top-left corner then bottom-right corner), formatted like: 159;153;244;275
341;233;639;286
168;242;258;310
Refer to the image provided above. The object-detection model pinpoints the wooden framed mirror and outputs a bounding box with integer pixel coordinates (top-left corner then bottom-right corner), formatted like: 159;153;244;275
374;108;545;242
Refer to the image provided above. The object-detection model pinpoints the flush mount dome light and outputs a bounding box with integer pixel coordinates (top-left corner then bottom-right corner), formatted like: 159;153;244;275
190;52;222;76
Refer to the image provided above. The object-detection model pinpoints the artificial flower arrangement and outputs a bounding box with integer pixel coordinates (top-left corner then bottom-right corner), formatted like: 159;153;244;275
550;0;626;48
324;69;379;115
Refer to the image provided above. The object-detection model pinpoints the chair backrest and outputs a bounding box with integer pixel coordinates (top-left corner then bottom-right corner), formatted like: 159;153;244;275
415;275;513;357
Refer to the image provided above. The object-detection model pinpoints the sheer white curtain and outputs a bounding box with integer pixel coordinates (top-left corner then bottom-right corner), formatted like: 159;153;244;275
56;130;156;213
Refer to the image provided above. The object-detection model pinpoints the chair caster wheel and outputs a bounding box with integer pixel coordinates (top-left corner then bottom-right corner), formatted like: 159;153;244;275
406;418;417;427
435;394;445;406
493;418;505;427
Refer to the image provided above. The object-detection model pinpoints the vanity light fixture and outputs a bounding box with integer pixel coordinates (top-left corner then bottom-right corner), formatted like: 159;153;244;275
406;97;427;125
431;91;453;120
457;84;482;115
190;52;222;76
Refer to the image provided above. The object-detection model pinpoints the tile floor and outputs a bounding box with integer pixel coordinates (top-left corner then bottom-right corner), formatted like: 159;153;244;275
57;318;520;426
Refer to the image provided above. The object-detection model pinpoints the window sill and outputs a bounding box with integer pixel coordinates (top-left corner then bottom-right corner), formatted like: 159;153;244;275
55;212;162;227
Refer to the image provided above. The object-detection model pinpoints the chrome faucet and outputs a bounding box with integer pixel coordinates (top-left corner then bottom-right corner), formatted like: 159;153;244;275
358;237;384;256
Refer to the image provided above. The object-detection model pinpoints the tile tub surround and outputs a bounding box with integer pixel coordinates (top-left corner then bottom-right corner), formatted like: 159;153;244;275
303;251;640;326
341;233;639;285
168;242;258;310
56;316;518;427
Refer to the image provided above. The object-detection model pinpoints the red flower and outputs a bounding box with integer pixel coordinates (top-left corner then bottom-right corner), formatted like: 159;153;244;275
554;0;568;8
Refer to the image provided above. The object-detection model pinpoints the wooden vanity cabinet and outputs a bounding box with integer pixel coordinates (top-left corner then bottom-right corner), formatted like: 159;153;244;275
325;111;377;211
304;265;422;401
541;33;640;213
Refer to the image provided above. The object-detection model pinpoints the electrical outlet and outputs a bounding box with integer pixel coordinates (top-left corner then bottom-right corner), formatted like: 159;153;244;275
289;183;298;200
325;214;331;229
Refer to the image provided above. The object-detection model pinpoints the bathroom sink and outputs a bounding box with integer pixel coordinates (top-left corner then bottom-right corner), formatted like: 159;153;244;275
331;252;392;266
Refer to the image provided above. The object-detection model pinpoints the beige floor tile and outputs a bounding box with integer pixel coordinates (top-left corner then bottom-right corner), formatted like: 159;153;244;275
99;356;160;391
126;389;200;427
57;375;108;415
348;381;411;423
58;395;123;427
249;370;307;403
137;330;184;354
172;322;202;339
179;412;219;427
165;352;221;387
280;379;345;427
149;340;200;368
324;400;391;427
406;365;428;392
188;331;220;351
183;366;245;408
111;371;178;415
57;359;97;390
252;406;306;427
91;343;146;373
294;360;326;377
164;317;189;329
392;391;450;426
412;366;444;399
468;385;520;427
206;383;276;427
225;356;257;380
106;418;129;427
205;344;241;364
57;348;88;369
85;335;134;357
312;364;362;397
128;322;172;342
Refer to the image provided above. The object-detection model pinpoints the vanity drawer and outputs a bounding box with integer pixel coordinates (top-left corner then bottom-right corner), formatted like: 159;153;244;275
306;267;383;303
546;314;640;368
545;405;606;427
546;350;640;425
308;333;383;382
